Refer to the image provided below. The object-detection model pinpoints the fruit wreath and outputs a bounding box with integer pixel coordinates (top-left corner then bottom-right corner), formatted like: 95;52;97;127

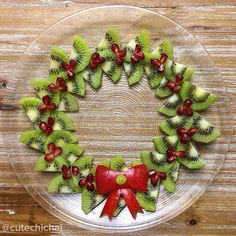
20;28;220;220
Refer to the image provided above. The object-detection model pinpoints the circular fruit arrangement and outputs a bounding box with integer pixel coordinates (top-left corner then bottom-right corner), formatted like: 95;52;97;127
19;28;220;220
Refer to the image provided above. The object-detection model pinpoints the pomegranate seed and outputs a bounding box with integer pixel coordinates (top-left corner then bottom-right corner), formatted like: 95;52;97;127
78;178;87;188
92;52;99;60
44;153;54;162
184;99;192;106
72;166;79;176
56;77;65;86
131;55;139;63
59;84;68;92
47;117;55;126
177;128;187;136
117;50;126;58
39;121;48;131
67;70;75;80
69;59;77;69
61;165;69;173
47;143;56;153
89;61;97;69
158;64;165;73
62;174;71;180
172;85;180;93
151;174;159;186
186;108;193;116
61;62;69;70
47;103;57;110
135;51;145;60
180;134;189;143
175;74;183;85
157;172;167;180
166;148;175;157
48;83;57;90
148;170;157;178
187;128;197;136
42;95;51;105
115;57;123;66
166;80;175;90
151;59;161;67
167;155;176;163
39;104;47;112
177;107;185;115
45;127;53;135
135;44;142;53
86;182;95;191
96;57;105;65
54;147;62;156
160;53;168;64
111;44;120;53
177;150;186;158
86;174;94;183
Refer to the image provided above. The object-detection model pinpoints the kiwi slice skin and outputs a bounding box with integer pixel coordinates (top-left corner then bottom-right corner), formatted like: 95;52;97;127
153;135;178;154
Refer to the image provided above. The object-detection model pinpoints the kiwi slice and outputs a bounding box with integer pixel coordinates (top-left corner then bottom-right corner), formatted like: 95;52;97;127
20;97;42;124
191;113;221;143
110;155;128;171
67;74;86;97
99;49;122;83
153;135;178;154
124;62;143;86
176;141;205;169
124;30;150;62
140;151;174;172
136;179;160;212
20;130;46;152
70;35;91;73
49;47;69;80
162;161;180;192
61;144;84;165
34;154;67;172
30;79;60;105
156;76;175;98
99;159;111;168
97;27;121;50
131;159;141;167
81;67;103;90
159;115;193;136
180;81;217;111
159;94;182;117
46;130;78;148
48;175;79;193
164;60;194;81
57;92;79;112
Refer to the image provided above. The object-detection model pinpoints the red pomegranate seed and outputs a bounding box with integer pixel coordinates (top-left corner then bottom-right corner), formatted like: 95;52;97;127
151;174;159;186
45;127;53;135
167;155;176;163
186;108;193;116
78;178;87;188
187;127;197;136
135;51;145;60
115;57;123;66
184;99;192;106
96;57;105;65
151;59;161;67
111;44;119;53
86;174;94;183
148;170;157;178
180;134;189;143
47;103;57;110
56;77;65;86
135;44;142;53
117;50;126;58
172;85;180;93
92;52;99;60
47;117;55;126
39;121;48;131
158;64;165;73
131;55;139;63
67;70;75;80
89;61;97;69
177;107;185;115
48;83;57;90
42;95;51;105
69;59;77;69
44;153;54;162
175;74;183;85
160;53;168;64
87;182;95;191
177;128;187;136
61;165;69;173
47;143;56;153
39;104;47;112
157;172;167;180
72;166;79;176
176;150;186;158
62;173;71;180
59;84;68;92
61;62;69;70
166;80;175;90
54;147;62;156
166;147;175;157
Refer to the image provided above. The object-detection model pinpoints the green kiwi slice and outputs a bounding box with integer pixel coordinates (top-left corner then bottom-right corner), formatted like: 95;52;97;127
46;130;78;148
176;141;205;169
124;62;143;86
162;161;180;192
140;151;174;172
20;97;42;124
97;27;121;50
20;130;46;152
61;144;84;165
34;154;67;172
30;79;60;105
155;77;173;97
180;81;217;111
70;35;91;73
153;135;178;154
81;67;103;90
57;92;79;112
191;113;221;143
159;94;182;117
49;47;69;80
159;115;193;136
67;74;86;97
110;155;128;171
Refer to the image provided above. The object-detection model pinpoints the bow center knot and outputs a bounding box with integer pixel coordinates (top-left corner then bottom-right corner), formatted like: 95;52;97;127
116;174;127;185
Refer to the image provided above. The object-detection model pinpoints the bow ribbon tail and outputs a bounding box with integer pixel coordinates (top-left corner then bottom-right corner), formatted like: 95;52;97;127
121;188;143;219
100;189;121;220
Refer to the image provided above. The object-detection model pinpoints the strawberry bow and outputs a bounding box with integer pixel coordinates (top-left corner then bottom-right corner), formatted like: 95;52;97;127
95;164;149;220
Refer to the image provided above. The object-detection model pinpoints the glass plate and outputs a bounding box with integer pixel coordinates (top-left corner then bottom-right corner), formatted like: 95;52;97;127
4;5;230;233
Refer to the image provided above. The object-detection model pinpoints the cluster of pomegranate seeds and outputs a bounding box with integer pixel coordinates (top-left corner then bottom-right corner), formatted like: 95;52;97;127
177;99;193;116
61;59;77;80
130;44;145;64
177;127;197;143
111;44;126;66
148;170;167;186
61;165;80;180
48;77;68;92
150;53;168;73
39;95;57;112
44;143;63;161
78;173;95;191
166;74;183;93
166;147;186;163
39;117;55;135
89;52;105;69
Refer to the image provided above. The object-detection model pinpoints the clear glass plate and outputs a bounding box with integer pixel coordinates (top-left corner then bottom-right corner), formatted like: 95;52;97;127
4;5;230;233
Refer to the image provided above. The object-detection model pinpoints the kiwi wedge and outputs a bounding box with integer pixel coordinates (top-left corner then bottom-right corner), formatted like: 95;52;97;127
57;92;79;112
20;130;46;152
124;62;143;86
81;67;103;90
20;97;42;124
176;141;205;169
191;113;221;143
110;155;128;171
159;94;182;117
155;77;173;97
140;151;174;172
180;81;217;111
153;135;178;154
70;35;91;73
61;144;84;165
159;115;193;136
67;74;86;97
